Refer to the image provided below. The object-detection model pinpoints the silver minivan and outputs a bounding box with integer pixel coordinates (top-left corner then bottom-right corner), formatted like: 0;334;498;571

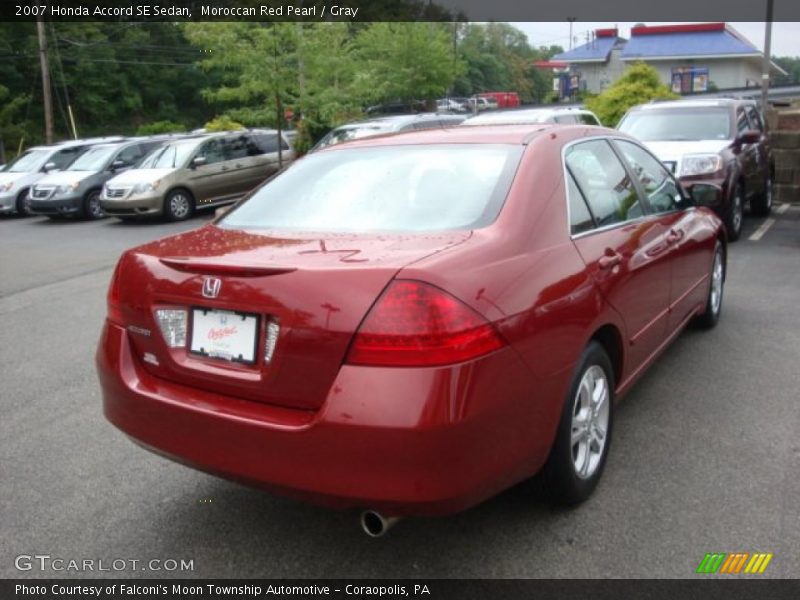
0;138;122;216
101;130;295;221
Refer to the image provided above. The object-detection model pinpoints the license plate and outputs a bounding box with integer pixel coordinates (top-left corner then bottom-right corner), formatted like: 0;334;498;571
190;308;259;364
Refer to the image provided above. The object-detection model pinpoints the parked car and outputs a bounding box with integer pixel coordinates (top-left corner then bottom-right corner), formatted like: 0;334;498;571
436;98;468;113
97;123;726;535
311;114;467;151
464;107;602;126
28;137;170;220
617;98;774;240
100;130;294;221
0;137;122;217
477;91;520;109
467;96;498;112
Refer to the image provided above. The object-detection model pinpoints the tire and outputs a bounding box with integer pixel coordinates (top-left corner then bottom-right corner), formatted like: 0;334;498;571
15;189;31;217
693;241;725;330
164;188;194;222
750;172;773;217
541;341;614;506
82;189;104;220
725;183;744;241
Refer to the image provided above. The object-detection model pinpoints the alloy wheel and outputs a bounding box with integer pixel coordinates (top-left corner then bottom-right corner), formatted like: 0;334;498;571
170;193;190;220
571;365;610;480
88;192;104;219
732;193;742;233
710;249;724;316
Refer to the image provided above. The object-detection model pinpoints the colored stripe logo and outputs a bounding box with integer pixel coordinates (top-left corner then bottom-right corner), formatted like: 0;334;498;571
696;552;773;574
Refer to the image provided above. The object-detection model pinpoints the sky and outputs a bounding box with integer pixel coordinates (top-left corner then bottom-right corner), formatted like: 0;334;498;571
515;22;800;57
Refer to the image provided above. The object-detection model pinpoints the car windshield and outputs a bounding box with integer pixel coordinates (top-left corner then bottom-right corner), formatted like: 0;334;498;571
221;144;523;233
618;108;732;141
6;148;50;173
66;145;119;171
138;141;198;169
314;124;397;150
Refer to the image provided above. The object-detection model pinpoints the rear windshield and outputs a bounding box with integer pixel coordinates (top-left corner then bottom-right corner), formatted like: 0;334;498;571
618;108;732;141
220;144;523;233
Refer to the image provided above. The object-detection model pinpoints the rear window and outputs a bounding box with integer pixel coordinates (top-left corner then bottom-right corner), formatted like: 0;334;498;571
220;144;523;233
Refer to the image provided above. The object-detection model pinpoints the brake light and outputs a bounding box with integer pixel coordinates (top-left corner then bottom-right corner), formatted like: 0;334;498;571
346;280;505;367
107;260;124;325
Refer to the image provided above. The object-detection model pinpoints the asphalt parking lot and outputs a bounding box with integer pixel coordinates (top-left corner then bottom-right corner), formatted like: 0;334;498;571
1;206;799;579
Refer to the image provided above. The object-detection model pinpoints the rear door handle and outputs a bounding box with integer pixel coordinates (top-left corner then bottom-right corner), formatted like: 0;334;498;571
598;249;622;270
666;228;684;243
235;163;243;169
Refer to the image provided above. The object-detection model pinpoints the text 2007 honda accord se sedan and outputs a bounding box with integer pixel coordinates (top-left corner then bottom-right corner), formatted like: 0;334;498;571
97;124;726;535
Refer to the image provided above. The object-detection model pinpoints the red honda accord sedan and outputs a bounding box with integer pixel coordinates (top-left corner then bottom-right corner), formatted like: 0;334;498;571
97;124;726;534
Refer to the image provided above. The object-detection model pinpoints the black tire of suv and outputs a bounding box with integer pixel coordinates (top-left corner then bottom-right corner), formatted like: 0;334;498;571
726;183;744;241
750;173;773;217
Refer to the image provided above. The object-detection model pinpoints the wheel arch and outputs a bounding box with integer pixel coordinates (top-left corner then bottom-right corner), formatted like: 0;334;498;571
588;324;624;389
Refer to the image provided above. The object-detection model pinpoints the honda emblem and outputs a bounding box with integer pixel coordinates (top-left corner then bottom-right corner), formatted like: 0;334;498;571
202;277;222;299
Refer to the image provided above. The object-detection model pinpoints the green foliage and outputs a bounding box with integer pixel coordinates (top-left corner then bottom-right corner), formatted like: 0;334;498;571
135;120;185;136
204;116;245;132
453;23;562;104
353;23;462;104
0;21;578;152
585;62;678;127
774;56;800;85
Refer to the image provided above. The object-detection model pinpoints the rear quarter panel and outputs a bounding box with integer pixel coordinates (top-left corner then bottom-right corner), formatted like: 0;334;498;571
400;128;627;456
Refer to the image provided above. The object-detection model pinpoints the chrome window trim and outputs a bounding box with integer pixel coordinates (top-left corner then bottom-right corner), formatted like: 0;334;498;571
562;135;647;240
562;134;689;240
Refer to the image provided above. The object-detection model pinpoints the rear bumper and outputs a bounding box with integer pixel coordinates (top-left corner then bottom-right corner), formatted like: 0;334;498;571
96;320;553;515
29;194;82;215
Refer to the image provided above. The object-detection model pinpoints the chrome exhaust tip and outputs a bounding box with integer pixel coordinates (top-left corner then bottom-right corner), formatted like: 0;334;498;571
360;510;401;538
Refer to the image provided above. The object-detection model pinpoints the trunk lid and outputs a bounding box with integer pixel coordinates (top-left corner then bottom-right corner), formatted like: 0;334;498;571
116;224;470;411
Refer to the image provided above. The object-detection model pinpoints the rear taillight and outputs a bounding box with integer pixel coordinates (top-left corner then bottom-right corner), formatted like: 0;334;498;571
107;261;124;325
155;309;188;348
346;280;505;367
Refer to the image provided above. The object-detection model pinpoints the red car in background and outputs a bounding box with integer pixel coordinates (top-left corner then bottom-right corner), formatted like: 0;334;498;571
96;124;726;536
477;91;520;109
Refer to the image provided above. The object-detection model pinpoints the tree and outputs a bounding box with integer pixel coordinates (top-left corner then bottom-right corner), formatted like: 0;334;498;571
773;56;800;85
353;22;462;106
585;62;678;127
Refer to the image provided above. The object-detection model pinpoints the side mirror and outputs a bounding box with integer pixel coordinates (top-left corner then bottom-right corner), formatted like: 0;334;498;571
43;161;56;172
110;160;127;171
688;183;723;207
736;129;761;145
191;156;207;169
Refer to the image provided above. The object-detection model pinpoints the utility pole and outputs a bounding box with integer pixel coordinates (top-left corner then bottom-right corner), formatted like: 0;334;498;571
568;18;576;50
760;0;774;115
36;13;54;144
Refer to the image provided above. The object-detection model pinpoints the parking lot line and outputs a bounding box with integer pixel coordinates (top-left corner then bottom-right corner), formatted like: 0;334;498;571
748;218;776;242
776;203;790;215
